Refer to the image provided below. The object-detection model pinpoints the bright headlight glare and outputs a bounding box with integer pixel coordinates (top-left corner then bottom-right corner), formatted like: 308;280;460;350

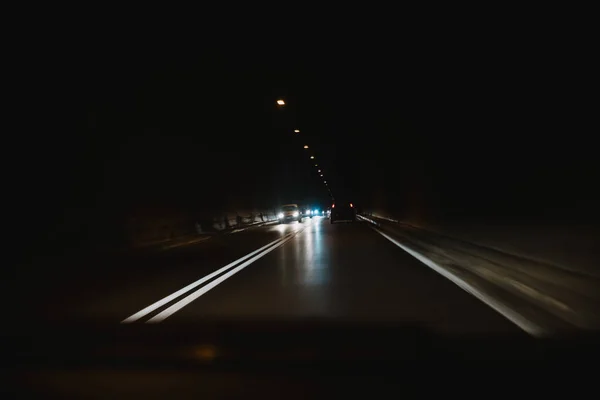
278;213;284;219
292;211;299;217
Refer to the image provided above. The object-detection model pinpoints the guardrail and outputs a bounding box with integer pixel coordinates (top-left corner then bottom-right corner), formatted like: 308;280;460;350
128;210;281;249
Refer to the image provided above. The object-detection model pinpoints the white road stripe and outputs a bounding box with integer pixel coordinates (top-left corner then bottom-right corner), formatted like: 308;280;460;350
121;231;296;323
147;231;298;323
356;214;380;226
371;227;546;337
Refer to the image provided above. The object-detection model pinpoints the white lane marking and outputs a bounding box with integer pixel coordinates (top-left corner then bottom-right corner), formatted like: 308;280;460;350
147;230;299;323
357;214;380;226
121;231;296;323
371;227;546;337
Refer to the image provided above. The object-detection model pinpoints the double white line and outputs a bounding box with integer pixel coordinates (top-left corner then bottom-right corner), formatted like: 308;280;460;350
122;230;299;323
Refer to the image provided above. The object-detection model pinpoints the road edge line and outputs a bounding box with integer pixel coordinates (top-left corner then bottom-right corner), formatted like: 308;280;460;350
371;226;546;337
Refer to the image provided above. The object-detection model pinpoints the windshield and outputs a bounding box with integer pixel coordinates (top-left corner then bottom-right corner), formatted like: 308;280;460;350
23;25;600;368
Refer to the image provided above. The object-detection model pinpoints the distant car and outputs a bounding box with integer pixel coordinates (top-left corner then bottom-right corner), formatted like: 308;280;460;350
278;204;302;223
300;207;313;219
303;207;324;218
330;201;356;224
311;207;323;217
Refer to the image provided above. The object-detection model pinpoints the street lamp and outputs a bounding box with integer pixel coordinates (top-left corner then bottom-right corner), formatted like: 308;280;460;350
318;169;321;173
276;99;285;106
294;129;300;133
303;145;309;149
310;156;315;159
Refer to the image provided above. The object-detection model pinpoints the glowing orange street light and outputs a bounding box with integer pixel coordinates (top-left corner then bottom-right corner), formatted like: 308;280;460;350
303;145;309;149
276;99;285;106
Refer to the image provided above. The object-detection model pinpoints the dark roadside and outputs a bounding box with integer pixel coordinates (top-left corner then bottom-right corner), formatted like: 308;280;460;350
18;218;280;325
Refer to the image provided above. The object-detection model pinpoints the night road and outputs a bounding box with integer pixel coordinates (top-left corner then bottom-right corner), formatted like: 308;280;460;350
31;217;521;335
15;19;600;396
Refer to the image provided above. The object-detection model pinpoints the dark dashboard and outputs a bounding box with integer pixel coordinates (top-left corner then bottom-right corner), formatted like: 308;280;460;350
13;320;599;396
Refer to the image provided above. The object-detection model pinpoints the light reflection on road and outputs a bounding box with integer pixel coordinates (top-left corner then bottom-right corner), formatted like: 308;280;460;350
268;220;302;237
297;217;329;286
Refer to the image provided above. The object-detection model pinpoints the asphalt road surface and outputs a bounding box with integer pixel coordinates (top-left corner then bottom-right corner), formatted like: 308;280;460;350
29;216;522;334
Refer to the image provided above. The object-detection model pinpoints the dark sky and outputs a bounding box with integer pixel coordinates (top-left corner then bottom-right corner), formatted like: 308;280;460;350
22;24;599;250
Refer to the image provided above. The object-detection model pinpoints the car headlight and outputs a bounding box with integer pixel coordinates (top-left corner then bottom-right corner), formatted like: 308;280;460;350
313;209;318;214
292;211;299;217
277;213;284;219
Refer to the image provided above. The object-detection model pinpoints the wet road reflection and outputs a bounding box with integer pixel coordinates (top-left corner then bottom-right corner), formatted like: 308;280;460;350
295;217;329;286
65;214;523;334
